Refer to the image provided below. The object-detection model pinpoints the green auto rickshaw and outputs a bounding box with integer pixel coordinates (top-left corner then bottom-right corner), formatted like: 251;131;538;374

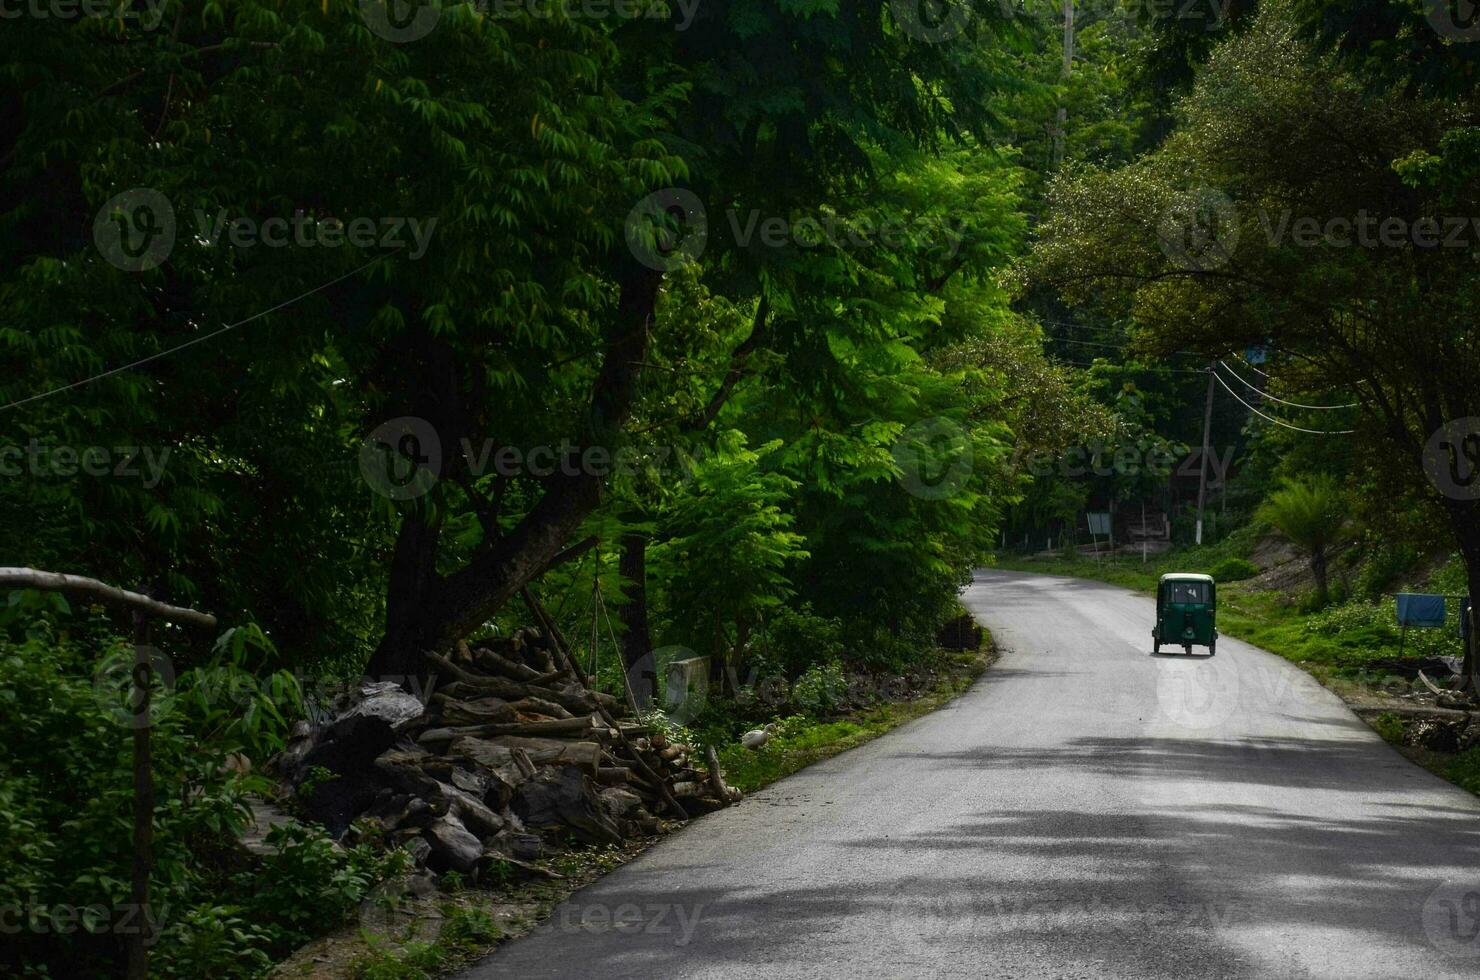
1153;573;1218;655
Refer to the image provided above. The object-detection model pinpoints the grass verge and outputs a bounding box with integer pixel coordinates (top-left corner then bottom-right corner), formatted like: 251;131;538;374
716;647;991;793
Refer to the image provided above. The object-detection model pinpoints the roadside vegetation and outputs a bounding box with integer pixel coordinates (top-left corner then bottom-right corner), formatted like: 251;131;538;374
7;0;1480;976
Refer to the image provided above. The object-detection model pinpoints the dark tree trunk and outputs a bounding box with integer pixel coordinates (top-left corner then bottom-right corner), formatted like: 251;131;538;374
365;257;662;683
1441;498;1480;691
367;510;443;687
1310;548;1329;606
617;531;655;707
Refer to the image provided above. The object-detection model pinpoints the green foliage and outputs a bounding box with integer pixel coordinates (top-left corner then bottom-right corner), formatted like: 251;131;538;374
349;939;445;980
1372;712;1406;746
1448;749;1480;797
1034;0;1480;609
1207;557;1259;582
1257;476;1347;560
755;604;846;678
0;612;402;978
790;661;848;715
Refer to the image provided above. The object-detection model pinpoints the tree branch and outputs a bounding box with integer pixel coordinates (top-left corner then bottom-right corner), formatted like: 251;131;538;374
0;567;217;629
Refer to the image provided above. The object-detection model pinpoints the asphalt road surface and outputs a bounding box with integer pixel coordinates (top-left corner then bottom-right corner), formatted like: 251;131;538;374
458;569;1480;979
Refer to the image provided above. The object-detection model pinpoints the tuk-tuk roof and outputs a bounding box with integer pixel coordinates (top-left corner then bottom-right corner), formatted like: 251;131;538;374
1159;573;1215;583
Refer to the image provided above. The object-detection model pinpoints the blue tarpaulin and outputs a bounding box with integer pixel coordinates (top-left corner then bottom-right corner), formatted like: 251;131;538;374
1396;593;1446;628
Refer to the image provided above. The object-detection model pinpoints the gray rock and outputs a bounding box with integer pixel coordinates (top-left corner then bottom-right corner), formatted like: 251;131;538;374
405;836;433;867
598;786;644;820
341;681;426;728
425;814;483;874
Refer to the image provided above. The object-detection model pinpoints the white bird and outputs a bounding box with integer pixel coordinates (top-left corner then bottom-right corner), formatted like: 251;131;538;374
741;722;778;750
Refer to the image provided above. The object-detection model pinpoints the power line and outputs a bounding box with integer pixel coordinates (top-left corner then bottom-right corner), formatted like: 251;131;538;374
1212;370;1355;435
1215;360;1358;411
1234;351;1270;378
1;253;392;413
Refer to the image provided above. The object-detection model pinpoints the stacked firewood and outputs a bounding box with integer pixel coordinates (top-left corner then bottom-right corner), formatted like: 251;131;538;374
276;623;739;879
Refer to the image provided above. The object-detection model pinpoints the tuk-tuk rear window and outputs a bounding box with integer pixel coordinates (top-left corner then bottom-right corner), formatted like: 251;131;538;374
1167;581;1210;604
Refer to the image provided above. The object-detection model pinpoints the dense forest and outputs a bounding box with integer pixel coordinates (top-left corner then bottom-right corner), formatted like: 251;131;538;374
4;0;1480;976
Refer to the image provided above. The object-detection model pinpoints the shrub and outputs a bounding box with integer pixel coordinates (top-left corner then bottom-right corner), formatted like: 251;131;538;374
1207;558;1259;582
757;605;845;678
0;608;403;978
791;661;848;715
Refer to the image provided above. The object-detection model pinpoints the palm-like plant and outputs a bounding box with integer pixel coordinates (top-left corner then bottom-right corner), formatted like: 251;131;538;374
1256;474;1347;606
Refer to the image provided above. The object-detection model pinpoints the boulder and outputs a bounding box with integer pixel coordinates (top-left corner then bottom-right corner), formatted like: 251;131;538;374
512;766;623;845
424;814;483;874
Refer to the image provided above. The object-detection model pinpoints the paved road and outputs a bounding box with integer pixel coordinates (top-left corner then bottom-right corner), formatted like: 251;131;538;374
458;569;1480;979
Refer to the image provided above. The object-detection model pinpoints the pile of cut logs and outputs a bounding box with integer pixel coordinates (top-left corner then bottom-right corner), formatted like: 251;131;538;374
274;622;739;879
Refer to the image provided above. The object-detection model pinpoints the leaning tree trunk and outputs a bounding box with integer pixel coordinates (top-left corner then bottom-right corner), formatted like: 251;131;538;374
365;257;663;683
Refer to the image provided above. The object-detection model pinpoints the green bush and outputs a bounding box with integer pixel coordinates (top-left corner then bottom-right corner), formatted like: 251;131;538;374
0;608;403;978
1207;558;1259;582
791;661;848;715
756;604;845;678
1353;542;1420;600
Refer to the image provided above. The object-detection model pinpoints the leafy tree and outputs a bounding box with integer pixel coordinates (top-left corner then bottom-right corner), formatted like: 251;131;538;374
1033;0;1480;678
1257;474;1347;604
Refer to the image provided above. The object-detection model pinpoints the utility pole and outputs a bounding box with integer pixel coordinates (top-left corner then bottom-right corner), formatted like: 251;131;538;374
1051;0;1074;167
1195;362;1216;546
